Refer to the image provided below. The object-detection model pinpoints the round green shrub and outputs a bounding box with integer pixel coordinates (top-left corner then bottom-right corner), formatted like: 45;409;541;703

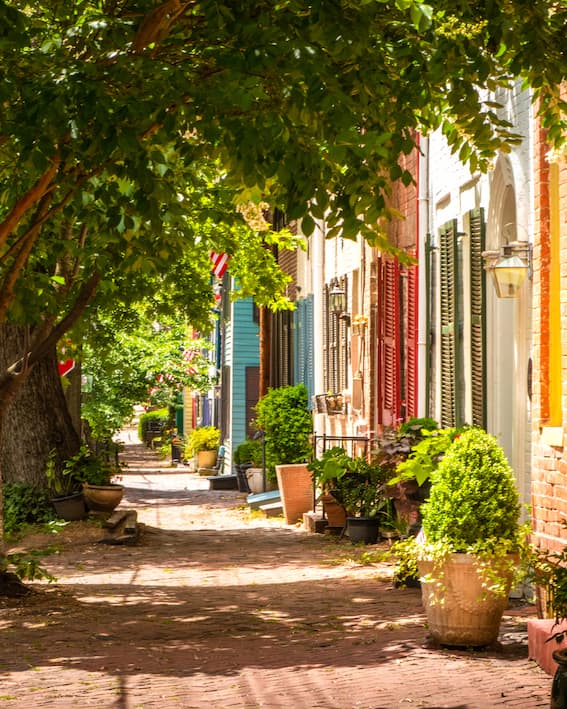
254;384;312;480
421;427;521;553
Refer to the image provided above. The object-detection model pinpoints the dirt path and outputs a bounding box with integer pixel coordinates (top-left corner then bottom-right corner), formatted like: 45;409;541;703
0;433;552;708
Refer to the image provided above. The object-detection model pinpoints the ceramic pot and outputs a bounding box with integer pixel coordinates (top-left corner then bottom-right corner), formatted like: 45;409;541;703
197;450;217;469
52;492;87;521
346;516;380;544
83;483;124;512
417;553;516;647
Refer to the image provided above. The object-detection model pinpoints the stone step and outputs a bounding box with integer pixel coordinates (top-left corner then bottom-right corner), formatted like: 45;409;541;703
100;510;139;545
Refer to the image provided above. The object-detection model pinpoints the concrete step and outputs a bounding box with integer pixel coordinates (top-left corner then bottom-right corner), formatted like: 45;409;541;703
259;502;283;518
246;489;281;509
208;474;238;490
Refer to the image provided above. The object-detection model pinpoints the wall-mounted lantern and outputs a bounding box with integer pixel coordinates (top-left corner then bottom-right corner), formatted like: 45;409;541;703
329;278;351;324
482;241;532;299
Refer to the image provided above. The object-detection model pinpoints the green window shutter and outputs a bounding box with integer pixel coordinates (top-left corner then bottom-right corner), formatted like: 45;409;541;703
323;284;330;393
469;208;487;428
339;274;349;393
439;219;461;428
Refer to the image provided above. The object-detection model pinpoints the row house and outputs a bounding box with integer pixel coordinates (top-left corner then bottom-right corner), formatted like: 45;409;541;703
214;80;566;552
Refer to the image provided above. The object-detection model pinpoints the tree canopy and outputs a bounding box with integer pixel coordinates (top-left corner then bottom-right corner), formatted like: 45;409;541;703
0;0;565;413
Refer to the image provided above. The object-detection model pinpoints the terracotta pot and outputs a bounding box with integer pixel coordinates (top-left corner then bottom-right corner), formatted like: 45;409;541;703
275;464;313;525
322;493;347;528
83;483;124;512
417;553;516;647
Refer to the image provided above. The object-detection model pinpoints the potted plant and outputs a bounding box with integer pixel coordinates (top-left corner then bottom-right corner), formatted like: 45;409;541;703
70;444;124;513
337;455;392;544
254;384;313;522
45;450;87;521
233;439;263;493
188;426;221;469
386;423;465;534
408;427;527;647
308;446;350;528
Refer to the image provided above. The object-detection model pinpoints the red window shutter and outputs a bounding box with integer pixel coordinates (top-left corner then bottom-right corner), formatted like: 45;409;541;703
378;256;401;428
405;261;419;419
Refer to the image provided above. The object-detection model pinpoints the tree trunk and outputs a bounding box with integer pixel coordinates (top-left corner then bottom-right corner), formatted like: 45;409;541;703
0;324;80;488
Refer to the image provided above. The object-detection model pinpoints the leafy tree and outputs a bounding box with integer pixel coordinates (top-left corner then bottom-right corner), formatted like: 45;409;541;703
1;0;565;421
81;308;214;439
0;0;565;585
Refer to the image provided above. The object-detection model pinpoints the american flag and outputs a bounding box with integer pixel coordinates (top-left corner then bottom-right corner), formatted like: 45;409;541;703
209;251;229;278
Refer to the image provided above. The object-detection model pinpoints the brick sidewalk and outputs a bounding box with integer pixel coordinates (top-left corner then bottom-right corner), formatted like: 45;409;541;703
0;434;552;708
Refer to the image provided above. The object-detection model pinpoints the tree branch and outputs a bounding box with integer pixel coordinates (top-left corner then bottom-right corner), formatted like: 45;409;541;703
0;152;60;250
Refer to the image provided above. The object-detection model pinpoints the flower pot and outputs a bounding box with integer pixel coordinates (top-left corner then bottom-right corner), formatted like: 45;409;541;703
83;483;124;512
52;492;87;521
322;493;347;528
346;516;380;544
275;464;313;525
235;464;252;493
197;449;217;469
417;553;516;647
245;468;277;494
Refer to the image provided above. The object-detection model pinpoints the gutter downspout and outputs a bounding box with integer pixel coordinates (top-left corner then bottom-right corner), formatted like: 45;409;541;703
417;134;430;417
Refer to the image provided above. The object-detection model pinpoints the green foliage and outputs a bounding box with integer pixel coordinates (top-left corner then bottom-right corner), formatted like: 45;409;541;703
254;384;312;480
421;428;521;553
233;439;263;466
63;445;120;487
83;312;214;439
46;444;121;495
389;536;421;588
531;522;567;628
3;484;55;536
188;426;221;454
391;426;466;486
374;416;440;480
2;550;57;583
309;447;391;518
1;0;565;340
138;409;169;443
308;446;352;491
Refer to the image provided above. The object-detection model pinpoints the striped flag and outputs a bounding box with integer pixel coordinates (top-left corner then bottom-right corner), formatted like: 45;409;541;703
209;251;229;278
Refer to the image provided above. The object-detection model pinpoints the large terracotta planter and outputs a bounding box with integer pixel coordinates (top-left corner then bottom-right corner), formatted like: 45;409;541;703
275;463;313;525
83;483;124;513
417;553;516;647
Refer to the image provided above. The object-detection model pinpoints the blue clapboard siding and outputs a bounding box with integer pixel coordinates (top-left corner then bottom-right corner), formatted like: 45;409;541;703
294;295;314;409
226;298;260;448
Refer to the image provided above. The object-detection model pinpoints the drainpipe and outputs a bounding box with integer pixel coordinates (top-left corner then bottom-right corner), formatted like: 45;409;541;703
417;134;430;417
312;219;326;429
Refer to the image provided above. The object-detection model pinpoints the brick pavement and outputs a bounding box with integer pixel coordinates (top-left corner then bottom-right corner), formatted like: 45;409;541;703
0;430;553;708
